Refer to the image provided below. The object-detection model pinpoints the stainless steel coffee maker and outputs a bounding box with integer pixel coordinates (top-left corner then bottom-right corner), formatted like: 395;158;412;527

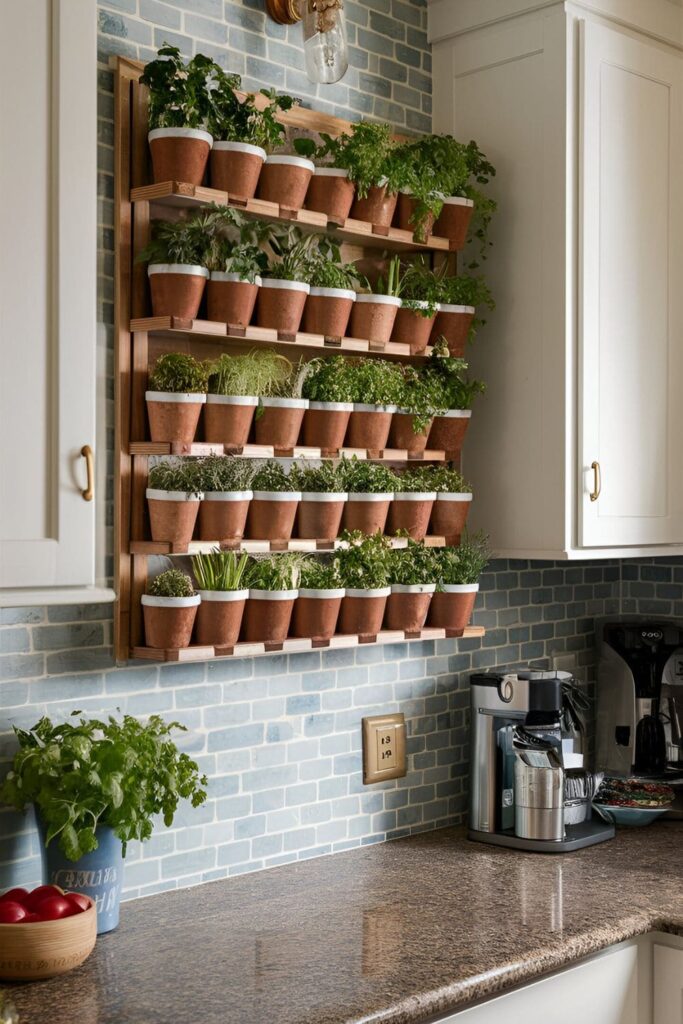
469;670;614;852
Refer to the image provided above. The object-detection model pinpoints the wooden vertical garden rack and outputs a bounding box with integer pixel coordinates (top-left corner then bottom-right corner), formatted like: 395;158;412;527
112;56;485;664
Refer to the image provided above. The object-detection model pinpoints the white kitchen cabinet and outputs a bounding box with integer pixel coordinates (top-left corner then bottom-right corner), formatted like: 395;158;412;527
429;0;683;558
0;0;114;605
653;944;683;1024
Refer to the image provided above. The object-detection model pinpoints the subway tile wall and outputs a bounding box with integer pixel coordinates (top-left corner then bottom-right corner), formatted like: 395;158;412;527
0;1;675;899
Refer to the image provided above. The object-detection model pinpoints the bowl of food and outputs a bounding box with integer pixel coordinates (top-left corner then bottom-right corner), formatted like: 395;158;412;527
0;884;97;980
593;777;675;828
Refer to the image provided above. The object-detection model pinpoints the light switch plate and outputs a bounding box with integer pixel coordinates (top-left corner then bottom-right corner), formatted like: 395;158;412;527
362;713;406;784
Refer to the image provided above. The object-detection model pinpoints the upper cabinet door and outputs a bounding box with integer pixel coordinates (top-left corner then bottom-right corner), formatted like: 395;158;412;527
579;20;683;547
0;0;98;597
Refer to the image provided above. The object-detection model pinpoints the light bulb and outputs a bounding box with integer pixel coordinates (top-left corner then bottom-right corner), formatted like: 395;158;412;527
302;1;349;85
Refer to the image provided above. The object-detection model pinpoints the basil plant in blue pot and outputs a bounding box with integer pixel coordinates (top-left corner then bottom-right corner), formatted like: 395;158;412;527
0;712;208;934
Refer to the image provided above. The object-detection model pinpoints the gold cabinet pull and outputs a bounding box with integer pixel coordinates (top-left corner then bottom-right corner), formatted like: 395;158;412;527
590;460;601;502
81;445;94;502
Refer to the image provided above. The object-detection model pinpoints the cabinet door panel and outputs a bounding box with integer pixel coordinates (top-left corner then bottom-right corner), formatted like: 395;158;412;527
580;21;683;546
653;945;683;1024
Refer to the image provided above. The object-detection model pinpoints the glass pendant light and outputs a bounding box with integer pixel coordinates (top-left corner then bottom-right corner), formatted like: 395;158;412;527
303;0;349;85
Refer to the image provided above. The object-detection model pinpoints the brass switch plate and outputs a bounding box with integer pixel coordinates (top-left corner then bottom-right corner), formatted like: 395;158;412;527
362;713;407;784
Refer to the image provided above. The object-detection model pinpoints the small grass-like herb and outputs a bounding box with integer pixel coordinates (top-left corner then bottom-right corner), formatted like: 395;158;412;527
245;552;306;591
148;353;209;394
289;461;345;493
191;549;250;591
433;531;490;587
148;459;201;496
192;456;253;492
206;349;294;398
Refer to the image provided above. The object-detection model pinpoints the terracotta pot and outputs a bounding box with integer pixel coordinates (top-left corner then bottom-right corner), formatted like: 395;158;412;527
349;294;401;344
385;585;435;632
350;183;398;228
428;410;472;455
387;492;436;541
391;302;438;354
257;155;315;209
253;397;308;449
204;394;258;448
148;264;208;319
142;594;200;649
396;192;436;241
148;128;212;186
427;584;479;635
303;401;353;451
146;489;202;548
291;588;345;641
434;196;475;249
210;141;266;198
256;279;310;334
198;491;252;542
296;493;347;540
246;491;301;541
389;411;433;454
430;493;472;541
430;304;475;357
346;404;396;450
242;590;298;643
305;168;355;223
146;391;205;444
342;493;393;535
207;273;260;327
195;589;247;647
303;287;355;338
338;588;390;639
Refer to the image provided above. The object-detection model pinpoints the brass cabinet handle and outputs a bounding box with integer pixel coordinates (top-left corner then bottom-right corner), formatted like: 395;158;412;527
590;460;601;502
81;445;94;502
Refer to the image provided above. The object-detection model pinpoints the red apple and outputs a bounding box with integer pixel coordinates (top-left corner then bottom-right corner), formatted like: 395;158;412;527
0;901;27;924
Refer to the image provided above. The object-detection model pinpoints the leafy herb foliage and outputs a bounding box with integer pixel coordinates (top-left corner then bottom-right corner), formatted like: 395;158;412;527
289;461;345;493
388;540;438;586
148;353;209;394
251;461;299;492
337;456;399;494
141;45;219;131
245;552;305;590
433;532;490;586
207;349;294;397
299;557;343;590
148;568;195;597
295;122;402;198
148;459;202;496
192;455;254;492
336;531;392;589
191;549;250;591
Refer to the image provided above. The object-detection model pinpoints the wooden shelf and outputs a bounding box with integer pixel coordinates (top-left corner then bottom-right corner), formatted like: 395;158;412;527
130;536;449;556
132;625;484;662
129;181;457;254
129;441;449;461
129;316;432;362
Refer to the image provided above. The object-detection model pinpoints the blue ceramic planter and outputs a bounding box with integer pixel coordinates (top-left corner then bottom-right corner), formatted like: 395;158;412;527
38;820;124;934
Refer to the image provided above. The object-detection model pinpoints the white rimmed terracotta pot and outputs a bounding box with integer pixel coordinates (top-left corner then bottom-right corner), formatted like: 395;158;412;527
257;155;315;209
243;588;298;643
198;490;253;542
210;141;266;198
207;272;261;327
146;489;203;548
342;492;393;535
428;409;472;455
246;490;301;541
395;189;438;241
430;492;473;541
256;278;310;334
350;182;398;228
254;396;309;449
204;394;258;448
349;293;401;345
305;167;355;223
195;589;248;647
303;401;353;451
387;491;436;541
142;593;200;649
391;301;439;354
385;583;435;632
296;492;348;541
145;391;206;444
389;410;433;454
148;127;212;186
147;264;208;319
291;587;345;642
346;403;397;450
430;303;476;358
339;587;390;639
427;583;479;635
434;196;474;249
303;286;356;338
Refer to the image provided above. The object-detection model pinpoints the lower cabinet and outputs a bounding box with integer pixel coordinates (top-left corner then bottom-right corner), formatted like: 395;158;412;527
653;944;683;1024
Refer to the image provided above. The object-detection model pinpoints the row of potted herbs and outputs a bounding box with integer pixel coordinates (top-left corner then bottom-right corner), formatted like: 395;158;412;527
146;349;483;454
141;46;496;249
142;532;490;649
145;458;473;546
140;216;494;354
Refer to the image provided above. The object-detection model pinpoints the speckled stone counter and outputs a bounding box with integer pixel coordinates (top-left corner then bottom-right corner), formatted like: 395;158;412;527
4;824;682;1024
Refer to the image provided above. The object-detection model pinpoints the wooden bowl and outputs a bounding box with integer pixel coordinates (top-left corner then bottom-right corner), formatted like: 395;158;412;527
0;900;97;980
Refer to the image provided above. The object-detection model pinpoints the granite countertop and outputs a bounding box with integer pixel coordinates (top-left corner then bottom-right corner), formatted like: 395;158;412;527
4;824;682;1024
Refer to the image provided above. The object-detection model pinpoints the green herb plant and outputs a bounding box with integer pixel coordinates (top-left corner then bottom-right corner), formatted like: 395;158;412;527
141;44;219;131
191;549;250;591
0;712;208;861
136;217;210;267
246;552;306;591
337;456;399;494
148;353;209;393
372;255;402;298
300;356;355;404
251;461;299;492
148;568;195;597
148;459;201;496
397;257;441;317
336;530;392;589
343;358;404;406
306;237;362;291
192;455;254;492
265;229;317;282
463;140;497;268
393;134;470;242
388;539;438;586
289;460;344;493
205;69;296;151
294;121;401;198
207;350;294;397
299;557;343;590
433;531;490;587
